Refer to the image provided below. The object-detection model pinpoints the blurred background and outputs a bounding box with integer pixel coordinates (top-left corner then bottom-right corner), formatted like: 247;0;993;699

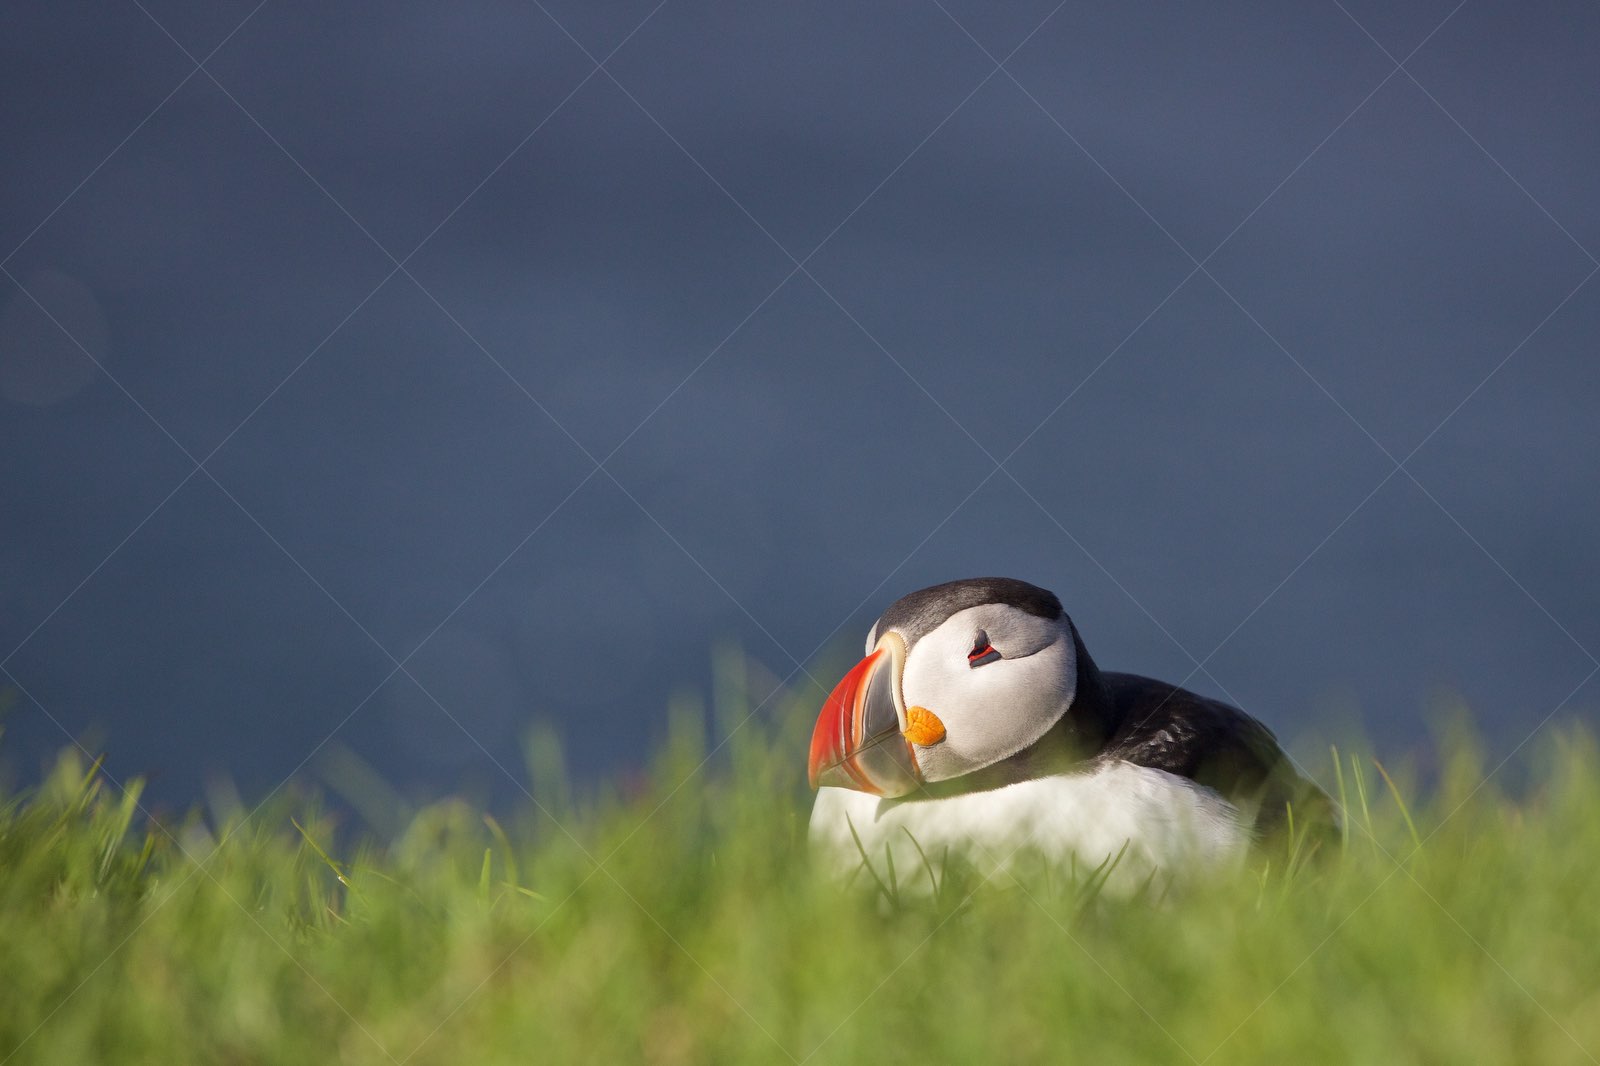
2;1;1596;812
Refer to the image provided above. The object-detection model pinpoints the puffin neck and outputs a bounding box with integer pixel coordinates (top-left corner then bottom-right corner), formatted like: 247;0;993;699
886;619;1121;804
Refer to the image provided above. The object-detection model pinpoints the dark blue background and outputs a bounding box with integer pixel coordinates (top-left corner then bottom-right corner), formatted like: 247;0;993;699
3;1;1596;812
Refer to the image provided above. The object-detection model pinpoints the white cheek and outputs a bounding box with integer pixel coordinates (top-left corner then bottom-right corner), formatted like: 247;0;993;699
903;638;1074;781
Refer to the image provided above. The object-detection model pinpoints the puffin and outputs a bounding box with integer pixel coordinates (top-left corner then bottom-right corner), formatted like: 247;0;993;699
807;577;1333;894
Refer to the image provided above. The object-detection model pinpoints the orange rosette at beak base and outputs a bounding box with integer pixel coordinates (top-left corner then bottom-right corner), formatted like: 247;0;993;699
807;634;925;798
903;705;946;746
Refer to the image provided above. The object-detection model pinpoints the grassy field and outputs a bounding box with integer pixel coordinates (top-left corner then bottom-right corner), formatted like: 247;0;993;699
3;672;1599;1065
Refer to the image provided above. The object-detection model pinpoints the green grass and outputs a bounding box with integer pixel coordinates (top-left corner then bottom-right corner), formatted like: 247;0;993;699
3;672;1599;1065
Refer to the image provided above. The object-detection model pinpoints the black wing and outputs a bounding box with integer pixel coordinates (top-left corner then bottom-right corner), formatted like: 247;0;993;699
1099;672;1334;838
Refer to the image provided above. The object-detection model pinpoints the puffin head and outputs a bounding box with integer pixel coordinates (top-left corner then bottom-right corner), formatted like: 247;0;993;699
807;577;1089;798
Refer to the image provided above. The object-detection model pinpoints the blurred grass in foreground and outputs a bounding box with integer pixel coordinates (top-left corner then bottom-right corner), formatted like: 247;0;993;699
2;664;1599;1066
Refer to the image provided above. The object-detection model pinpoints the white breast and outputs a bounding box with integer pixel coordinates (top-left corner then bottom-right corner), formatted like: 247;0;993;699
808;762;1251;898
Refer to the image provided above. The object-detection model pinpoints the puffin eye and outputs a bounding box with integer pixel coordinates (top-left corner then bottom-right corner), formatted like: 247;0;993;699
967;630;1001;668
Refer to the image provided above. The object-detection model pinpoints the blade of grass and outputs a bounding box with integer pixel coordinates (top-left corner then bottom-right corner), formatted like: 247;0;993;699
292;816;356;896
1350;753;1375;845
901;827;941;899
483;813;521;891
1372;757;1422;852
1331;744;1351;852
845;813;894;906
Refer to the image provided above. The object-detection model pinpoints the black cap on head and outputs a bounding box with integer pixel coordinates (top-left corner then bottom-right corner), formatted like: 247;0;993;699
874;577;1063;650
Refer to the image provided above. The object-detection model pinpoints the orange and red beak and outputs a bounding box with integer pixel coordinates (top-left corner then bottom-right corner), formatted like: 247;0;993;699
807;634;923;798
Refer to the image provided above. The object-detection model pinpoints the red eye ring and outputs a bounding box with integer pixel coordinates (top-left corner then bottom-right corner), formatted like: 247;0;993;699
968;631;1001;667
